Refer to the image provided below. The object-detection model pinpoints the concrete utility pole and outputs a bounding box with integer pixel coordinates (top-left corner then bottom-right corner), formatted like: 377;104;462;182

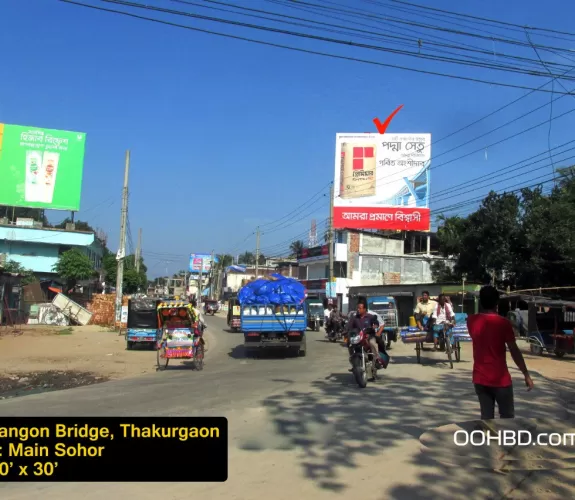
135;228;142;273
115;150;130;323
210;250;215;299
328;183;334;297
255;227;260;279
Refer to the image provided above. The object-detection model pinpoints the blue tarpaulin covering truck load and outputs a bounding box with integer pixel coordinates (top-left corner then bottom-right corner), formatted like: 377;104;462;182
238;275;307;356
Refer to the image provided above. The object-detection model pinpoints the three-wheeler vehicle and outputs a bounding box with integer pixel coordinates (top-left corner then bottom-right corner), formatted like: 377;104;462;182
505;296;575;359
227;297;241;332
126;298;160;350
156;300;205;370
306;298;324;331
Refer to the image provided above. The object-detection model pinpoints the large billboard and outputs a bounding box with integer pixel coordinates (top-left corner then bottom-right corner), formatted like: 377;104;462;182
333;133;431;231
0;123;86;211
189;254;219;273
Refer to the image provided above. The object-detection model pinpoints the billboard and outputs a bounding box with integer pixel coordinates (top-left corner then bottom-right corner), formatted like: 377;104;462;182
333;133;431;231
189;254;219;273
0;123;87;211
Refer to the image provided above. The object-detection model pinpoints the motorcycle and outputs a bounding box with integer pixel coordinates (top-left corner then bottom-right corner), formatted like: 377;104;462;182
327;317;347;343
204;305;216;316
348;328;388;388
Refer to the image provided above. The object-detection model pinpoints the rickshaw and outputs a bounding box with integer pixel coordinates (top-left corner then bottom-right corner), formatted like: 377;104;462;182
506;296;575;359
156;301;205;370
227;297;241;332
400;313;469;369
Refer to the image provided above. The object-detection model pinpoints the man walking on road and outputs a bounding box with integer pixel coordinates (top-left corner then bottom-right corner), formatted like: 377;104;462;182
467;286;534;420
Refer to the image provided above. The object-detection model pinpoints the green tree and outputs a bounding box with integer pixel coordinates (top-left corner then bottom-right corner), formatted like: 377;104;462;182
102;252;148;292
54;218;94;232
215;254;234;270
52;249;95;290
239;251;255;265
289;240;304;257
2;260;38;285
0;206;50;226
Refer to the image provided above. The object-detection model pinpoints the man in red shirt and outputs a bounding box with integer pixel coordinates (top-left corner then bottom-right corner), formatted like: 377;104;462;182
467;286;534;419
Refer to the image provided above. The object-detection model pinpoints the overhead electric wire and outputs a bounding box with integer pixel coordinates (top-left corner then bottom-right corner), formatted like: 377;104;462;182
176;0;572;73
98;0;575;82
58;0;575;94
389;0;575;39
278;0;575;57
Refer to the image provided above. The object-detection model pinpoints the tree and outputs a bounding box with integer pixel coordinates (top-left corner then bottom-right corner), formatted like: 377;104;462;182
289;240;304;257
52;249;95;290
215;254;234;270
0;206;50;226
2;260;37;285
238;251;255;265
54;218;94;232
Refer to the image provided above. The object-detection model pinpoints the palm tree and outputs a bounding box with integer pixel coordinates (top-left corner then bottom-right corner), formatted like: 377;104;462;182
289;240;305;257
238;251;256;265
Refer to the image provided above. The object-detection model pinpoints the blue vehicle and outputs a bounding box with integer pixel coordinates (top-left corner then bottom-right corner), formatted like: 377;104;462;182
366;296;399;348
126;298;161;350
241;303;308;356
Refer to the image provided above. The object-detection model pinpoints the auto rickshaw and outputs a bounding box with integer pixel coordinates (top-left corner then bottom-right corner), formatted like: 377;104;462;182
156;301;205;370
504;295;575;359
227;297;241;332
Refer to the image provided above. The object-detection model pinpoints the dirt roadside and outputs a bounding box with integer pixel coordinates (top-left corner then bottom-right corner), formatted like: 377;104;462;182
0;324;159;399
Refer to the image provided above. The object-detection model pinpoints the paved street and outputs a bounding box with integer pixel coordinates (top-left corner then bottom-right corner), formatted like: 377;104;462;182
1;315;574;499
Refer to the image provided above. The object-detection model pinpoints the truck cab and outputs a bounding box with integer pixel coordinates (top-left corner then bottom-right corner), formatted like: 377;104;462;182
367;296;399;347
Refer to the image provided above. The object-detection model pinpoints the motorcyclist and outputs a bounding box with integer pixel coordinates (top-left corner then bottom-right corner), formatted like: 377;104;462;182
324;303;332;330
327;305;344;337
347;297;388;369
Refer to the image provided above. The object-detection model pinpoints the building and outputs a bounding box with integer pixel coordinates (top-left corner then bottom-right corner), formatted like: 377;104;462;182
0;221;105;283
297;230;453;313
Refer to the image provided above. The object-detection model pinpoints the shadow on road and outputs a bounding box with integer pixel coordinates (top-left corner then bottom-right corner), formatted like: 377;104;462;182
228;345;300;360
241;364;574;498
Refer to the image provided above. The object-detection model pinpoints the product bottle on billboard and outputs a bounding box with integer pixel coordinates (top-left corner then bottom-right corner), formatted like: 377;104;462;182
339;143;377;199
41;151;60;204
25;151;43;202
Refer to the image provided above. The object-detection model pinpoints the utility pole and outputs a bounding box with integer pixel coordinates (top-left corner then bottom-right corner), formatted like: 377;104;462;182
210;250;215;299
135;228;142;273
115;150;130;324
255;227;260;279
328;183;334;298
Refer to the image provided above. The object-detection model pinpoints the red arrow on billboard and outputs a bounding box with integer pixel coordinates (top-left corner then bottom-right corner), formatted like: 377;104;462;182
373;105;404;134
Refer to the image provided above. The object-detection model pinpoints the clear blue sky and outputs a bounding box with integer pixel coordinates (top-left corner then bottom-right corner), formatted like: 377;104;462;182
2;0;575;277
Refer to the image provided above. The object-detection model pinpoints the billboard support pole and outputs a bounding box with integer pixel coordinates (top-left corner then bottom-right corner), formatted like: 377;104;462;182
115;150;130;326
328;183;334;295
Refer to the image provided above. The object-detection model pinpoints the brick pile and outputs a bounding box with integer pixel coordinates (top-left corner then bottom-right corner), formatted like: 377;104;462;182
87;294;129;327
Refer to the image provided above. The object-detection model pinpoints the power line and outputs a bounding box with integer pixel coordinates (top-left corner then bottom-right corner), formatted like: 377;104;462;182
99;0;575;81
57;0;575;94
390;0;575;38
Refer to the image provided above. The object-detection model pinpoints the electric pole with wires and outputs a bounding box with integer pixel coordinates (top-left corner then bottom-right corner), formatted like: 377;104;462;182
115;150;130;327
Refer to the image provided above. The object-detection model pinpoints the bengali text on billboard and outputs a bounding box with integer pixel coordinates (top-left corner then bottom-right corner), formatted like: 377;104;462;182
189;254;219;273
333;133;431;231
0;123;87;211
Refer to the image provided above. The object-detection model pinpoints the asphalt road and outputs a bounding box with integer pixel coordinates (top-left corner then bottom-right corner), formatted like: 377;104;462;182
0;315;573;499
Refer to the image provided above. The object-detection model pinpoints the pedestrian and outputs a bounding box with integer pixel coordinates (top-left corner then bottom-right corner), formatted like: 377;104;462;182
467;285;534;420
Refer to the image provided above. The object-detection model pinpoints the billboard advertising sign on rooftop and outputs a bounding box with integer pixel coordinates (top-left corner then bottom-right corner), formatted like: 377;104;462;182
189;254;219;273
333;133;431;231
0;123;86;211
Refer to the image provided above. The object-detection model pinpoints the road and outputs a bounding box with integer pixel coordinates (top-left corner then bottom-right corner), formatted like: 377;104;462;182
0;315;574;499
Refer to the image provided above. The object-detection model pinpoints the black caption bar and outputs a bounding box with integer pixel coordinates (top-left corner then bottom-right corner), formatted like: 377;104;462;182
0;417;227;482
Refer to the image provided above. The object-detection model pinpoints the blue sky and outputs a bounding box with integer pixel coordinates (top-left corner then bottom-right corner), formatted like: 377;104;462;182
2;0;575;277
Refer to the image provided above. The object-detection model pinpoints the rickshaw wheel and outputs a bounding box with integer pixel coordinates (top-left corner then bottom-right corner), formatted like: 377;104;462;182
194;344;205;370
445;340;454;369
156;345;169;371
555;350;566;359
455;342;461;362
530;343;543;356
415;342;421;363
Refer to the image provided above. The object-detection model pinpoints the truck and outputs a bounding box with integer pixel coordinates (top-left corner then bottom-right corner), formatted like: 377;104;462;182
241;303;308;357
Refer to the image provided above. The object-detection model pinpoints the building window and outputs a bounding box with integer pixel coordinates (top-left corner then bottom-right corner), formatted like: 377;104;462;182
59;245;72;255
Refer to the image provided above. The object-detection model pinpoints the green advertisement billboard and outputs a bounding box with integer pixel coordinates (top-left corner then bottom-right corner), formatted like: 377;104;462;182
0;123;86;211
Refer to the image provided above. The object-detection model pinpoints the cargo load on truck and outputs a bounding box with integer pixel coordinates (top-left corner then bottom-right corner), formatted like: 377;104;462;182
238;274;307;356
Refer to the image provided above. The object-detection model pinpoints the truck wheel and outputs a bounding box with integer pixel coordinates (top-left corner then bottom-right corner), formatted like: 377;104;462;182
127;341;134;350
